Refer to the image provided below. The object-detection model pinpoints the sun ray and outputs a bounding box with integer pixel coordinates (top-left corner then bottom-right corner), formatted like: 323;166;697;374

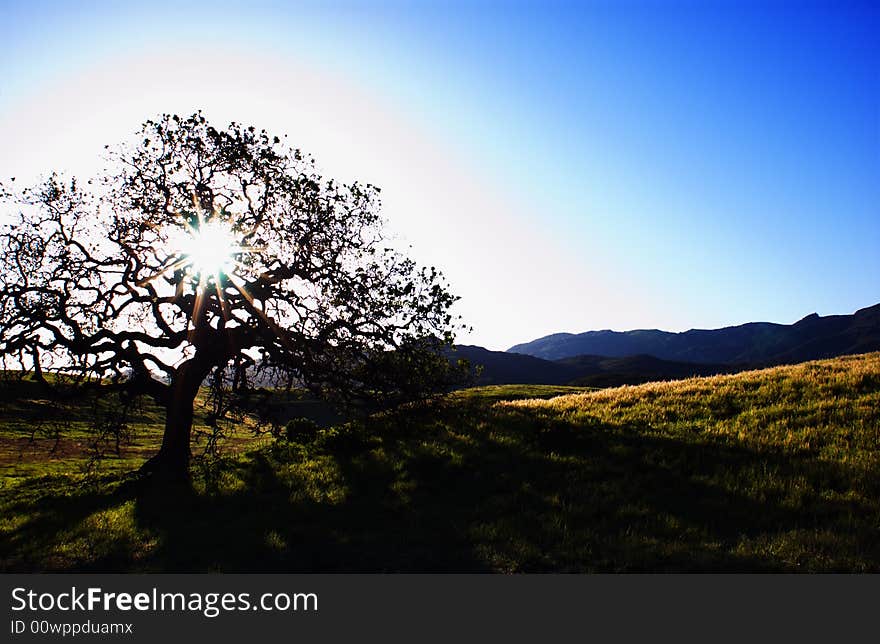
188;272;210;341
214;275;232;322
136;256;192;288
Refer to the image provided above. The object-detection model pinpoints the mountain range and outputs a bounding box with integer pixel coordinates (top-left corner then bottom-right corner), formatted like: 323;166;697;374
451;303;880;387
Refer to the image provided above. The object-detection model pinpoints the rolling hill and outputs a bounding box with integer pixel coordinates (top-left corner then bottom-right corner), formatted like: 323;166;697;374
448;345;732;387
558;354;734;387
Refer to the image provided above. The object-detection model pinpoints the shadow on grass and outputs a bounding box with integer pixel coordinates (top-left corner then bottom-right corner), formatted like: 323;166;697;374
2;403;878;572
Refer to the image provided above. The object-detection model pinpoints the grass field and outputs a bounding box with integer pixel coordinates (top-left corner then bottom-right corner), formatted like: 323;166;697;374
1;354;878;572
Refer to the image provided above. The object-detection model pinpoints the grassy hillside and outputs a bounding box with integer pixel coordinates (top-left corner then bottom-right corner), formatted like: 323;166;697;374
1;354;878;572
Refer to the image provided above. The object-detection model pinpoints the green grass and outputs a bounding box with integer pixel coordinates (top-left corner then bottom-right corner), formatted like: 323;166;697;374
1;354;878;572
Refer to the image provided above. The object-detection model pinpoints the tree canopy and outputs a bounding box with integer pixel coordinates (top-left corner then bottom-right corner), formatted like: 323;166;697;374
0;112;465;478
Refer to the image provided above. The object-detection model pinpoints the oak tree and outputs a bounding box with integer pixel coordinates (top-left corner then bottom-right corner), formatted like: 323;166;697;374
0;113;463;479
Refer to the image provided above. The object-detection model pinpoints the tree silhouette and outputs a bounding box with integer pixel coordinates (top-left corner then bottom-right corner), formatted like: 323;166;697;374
0;113;463;480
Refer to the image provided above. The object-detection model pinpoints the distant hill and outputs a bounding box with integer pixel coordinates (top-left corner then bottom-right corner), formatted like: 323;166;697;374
507;303;880;364
558;354;733;387
448;345;577;385
448;345;732;387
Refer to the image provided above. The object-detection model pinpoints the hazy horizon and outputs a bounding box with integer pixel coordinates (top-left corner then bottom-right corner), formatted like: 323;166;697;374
2;1;877;350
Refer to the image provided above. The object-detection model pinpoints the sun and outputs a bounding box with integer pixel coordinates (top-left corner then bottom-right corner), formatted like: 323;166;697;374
137;208;268;336
139;211;260;294
178;219;239;278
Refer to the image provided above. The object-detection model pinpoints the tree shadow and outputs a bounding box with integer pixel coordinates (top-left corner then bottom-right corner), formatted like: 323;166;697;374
0;475;142;571
3;403;878;572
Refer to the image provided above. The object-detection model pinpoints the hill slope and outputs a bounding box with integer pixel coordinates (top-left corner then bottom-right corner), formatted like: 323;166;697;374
508;302;880;363
450;345;732;387
559;354;733;387
2;353;879;572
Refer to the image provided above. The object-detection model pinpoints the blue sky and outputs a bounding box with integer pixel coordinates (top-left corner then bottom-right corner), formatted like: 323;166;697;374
1;1;878;349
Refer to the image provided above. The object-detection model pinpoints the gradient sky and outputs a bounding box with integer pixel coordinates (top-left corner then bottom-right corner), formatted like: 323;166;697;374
1;0;878;349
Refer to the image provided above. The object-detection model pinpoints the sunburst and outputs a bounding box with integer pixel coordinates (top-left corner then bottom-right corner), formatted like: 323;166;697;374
178;218;240;279
137;204;264;338
134;199;300;353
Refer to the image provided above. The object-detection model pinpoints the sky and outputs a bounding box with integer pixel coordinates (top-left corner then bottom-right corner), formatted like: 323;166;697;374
0;0;877;350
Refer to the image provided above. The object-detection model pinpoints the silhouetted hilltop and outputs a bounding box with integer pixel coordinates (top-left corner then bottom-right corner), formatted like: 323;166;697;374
507;303;880;364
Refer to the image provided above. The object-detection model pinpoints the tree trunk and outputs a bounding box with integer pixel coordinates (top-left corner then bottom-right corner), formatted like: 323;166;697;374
31;344;48;386
141;356;213;481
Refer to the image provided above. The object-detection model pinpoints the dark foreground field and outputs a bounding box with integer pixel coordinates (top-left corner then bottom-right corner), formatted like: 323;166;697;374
1;354;879;572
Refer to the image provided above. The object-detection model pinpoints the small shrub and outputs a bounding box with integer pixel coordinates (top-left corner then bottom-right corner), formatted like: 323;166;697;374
284;417;320;444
